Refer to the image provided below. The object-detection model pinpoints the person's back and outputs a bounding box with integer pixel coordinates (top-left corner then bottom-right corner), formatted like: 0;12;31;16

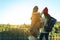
30;6;43;38
31;12;42;27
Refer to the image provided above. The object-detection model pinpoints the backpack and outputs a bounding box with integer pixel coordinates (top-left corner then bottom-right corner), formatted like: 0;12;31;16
44;17;56;32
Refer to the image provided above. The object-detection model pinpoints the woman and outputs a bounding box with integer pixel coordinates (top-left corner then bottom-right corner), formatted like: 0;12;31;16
28;6;43;40
39;7;50;40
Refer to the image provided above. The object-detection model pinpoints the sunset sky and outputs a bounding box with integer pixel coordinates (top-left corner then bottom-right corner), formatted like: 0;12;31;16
0;0;60;24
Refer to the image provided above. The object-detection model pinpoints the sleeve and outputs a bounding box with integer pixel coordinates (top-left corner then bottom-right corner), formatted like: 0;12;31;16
42;15;47;26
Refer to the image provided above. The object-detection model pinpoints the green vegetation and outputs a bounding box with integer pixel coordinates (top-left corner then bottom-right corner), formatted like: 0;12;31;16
0;24;30;40
0;22;60;40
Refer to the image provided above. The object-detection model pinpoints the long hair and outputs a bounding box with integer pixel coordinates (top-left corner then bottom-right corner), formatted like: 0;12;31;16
33;6;38;12
30;13;44;37
29;6;44;37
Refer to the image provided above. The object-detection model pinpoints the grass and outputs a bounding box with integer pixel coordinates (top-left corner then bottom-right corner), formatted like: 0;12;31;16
0;22;60;40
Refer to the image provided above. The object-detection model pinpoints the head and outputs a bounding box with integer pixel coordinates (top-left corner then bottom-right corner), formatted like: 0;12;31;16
42;7;48;14
42;7;51;19
33;6;38;12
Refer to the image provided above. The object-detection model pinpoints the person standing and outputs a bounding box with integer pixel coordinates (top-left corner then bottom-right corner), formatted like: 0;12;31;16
28;6;43;40
39;6;56;40
39;7;50;40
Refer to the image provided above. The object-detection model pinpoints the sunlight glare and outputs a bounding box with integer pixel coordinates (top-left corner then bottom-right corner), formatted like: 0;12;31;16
3;5;32;24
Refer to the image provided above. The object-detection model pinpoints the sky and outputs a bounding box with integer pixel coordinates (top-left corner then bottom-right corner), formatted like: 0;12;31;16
0;0;60;24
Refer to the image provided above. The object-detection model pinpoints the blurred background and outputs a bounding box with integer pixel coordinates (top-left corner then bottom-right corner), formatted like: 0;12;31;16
0;0;60;40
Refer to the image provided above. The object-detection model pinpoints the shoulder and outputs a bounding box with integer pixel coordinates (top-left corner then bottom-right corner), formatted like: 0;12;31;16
38;12;40;14
37;12;42;16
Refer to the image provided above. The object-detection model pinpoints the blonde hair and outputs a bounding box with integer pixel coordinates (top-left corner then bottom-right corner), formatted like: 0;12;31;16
33;6;38;12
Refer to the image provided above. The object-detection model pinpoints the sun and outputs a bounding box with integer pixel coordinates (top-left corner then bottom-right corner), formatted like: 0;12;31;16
6;13;31;25
4;11;32;25
2;5;32;25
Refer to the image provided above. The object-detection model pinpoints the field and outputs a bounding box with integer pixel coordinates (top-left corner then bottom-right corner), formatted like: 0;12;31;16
0;22;60;40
